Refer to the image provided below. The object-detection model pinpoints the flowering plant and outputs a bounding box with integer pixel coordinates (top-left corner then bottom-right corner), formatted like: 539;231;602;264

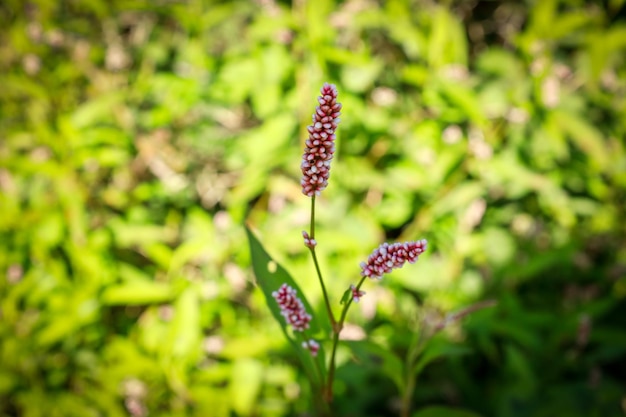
246;83;493;416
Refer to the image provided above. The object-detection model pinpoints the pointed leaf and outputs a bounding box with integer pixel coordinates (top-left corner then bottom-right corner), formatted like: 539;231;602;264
413;337;472;376
343;340;404;394
245;225;326;385
230;358;264;416
169;287;201;358
101;281;174;306
340;288;351;305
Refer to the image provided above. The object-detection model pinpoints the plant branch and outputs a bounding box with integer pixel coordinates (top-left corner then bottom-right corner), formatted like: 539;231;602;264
324;276;367;402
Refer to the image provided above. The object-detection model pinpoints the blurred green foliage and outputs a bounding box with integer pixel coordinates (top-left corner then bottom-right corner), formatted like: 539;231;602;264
1;0;625;416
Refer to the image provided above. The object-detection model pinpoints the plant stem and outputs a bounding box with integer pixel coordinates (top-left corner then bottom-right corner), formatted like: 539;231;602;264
401;326;426;417
309;196;336;327
324;322;342;402
400;300;497;416
310;196;316;238
302;330;325;386
325;276;367;402
309;249;335;326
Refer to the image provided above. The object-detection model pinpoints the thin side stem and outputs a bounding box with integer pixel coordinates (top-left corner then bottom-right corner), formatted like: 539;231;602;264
325;276;367;402
399;300;497;416
324;328;341;402
401;326;427;417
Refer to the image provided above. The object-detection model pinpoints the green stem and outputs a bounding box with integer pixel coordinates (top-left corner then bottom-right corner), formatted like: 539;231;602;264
399;300;497;416
309;249;335;327
400;327;426;417
325;276;367;402
309;196;336;327
302;330;325;387
310;196;316;238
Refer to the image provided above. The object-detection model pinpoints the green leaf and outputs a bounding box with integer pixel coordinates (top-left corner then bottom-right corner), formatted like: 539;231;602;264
36;314;79;346
413;337;472;376
245;225;326;386
343;340;404;393
427;7;468;68
101;281;174;305
438;81;488;127
412;406;483;417
430;182;484;217
341;60;384;93
375;190;413;228
340;288;351;305
169;287;200;358
552;109;609;171
230;358;264;416
70;92;125;129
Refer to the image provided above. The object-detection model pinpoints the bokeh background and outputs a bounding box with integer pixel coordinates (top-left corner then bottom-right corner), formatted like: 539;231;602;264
1;0;625;416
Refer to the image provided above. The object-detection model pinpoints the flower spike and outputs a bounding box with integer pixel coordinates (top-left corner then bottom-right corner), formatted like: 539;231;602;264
360;240;428;280
301;83;342;197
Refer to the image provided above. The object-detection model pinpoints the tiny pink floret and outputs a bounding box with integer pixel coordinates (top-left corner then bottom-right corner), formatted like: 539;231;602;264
360;240;428;280
302;339;320;356
302;230;317;249
272;283;312;331
350;284;366;303
301;83;342;197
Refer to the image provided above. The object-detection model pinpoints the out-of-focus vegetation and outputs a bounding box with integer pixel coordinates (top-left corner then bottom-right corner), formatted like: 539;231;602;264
1;0;625;416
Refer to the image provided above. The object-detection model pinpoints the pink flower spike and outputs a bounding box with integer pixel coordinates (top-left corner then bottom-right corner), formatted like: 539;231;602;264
360;239;428;280
272;283;312;331
350;284;366;303
301;83;342;197
302;339;320;356
302;230;317;249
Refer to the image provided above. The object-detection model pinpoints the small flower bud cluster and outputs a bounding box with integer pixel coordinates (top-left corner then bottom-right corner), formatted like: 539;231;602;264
302;231;317;249
301;83;342;197
360;240;428;280
302;339;320;356
272;283;312;331
350;284;366;303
